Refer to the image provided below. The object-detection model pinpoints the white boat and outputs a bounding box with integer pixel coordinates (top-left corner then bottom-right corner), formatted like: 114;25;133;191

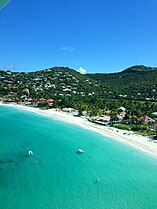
28;150;33;155
77;149;85;154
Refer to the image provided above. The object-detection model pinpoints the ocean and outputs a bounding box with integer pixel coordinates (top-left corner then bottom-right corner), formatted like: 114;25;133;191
0;106;157;209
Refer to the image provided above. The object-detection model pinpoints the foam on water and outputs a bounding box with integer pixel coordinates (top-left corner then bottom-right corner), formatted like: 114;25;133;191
0;106;157;209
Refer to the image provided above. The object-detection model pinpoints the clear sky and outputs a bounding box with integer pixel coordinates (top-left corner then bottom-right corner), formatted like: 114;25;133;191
1;0;157;73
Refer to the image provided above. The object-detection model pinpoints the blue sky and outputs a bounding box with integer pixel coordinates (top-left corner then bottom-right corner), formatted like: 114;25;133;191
1;0;157;73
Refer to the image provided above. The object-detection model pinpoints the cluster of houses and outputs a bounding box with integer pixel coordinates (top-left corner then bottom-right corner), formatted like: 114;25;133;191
94;107;157;132
0;97;55;107
1;68;157;136
0;68;97;101
95;107;126;125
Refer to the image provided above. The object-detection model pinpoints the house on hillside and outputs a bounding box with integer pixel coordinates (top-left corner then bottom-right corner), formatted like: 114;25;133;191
117;111;126;121
47;99;54;103
118;106;126;112
25;98;33;102
47;99;54;107
39;98;46;102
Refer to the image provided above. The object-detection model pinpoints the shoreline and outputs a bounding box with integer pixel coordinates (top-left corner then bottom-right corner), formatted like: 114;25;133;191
1;102;157;159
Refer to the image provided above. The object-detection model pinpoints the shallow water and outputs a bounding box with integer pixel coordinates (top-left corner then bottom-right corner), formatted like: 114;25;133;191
0;106;157;209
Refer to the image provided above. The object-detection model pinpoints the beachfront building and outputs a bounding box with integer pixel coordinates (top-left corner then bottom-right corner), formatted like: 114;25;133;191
62;108;75;113
95;115;111;125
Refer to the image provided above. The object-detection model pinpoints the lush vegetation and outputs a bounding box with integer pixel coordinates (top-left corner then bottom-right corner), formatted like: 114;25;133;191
1;65;157;136
86;65;157;101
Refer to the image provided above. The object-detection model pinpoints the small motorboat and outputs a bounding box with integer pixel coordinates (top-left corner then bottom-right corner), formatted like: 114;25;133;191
77;149;85;154
28;150;33;155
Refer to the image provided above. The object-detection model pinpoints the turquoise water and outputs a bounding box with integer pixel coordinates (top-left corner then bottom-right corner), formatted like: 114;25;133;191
0;106;157;209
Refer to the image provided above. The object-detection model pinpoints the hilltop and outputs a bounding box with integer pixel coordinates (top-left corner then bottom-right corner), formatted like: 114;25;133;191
122;65;157;72
86;65;157;101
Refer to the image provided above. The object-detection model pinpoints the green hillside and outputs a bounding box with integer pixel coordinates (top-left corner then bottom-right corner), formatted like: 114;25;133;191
86;65;157;100
0;67;102;111
1;65;157;118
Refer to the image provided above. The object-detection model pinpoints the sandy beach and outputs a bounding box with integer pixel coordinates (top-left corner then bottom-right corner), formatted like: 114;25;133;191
1;102;157;159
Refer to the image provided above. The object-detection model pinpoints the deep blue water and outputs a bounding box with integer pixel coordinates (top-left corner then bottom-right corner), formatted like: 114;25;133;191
0;106;157;209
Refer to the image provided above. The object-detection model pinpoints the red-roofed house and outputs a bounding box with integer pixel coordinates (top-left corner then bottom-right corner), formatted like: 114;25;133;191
140;116;155;123
47;99;54;103
25;98;33;101
39;98;46;101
